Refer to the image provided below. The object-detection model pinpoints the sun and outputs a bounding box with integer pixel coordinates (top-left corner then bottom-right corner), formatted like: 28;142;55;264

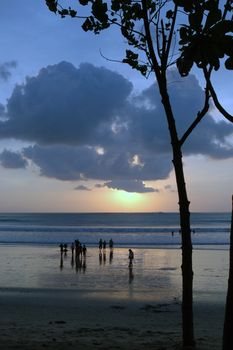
112;190;143;211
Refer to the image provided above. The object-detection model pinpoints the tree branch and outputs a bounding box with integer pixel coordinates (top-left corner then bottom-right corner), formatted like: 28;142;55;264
163;4;178;68
141;0;161;76
155;11;162;60
203;66;233;123
179;84;210;146
223;0;232;20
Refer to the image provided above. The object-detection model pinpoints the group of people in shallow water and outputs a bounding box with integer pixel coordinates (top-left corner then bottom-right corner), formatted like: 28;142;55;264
59;239;135;280
98;238;114;264
98;238;114;250
59;239;87;271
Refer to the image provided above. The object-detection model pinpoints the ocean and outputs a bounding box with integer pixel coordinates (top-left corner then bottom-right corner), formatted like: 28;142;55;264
0;212;231;248
0;212;230;302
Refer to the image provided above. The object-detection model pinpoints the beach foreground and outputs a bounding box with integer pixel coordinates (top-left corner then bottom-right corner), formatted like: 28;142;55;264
0;245;228;349
0;290;225;350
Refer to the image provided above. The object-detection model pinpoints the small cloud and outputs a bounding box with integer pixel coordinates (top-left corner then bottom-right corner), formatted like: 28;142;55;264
0;149;27;169
104;180;159;193
95;183;105;188
0;61;17;81
74;185;91;191
164;184;176;193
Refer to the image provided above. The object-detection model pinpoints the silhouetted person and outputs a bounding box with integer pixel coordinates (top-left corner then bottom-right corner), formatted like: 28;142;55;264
75;241;82;258
99;239;103;250
82;244;87;257
128;249;134;267
63;243;68;257
59;243;64;254
103;240;106;250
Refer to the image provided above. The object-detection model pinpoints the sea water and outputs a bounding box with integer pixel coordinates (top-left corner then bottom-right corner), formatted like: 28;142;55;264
0;212;230;302
0;212;230;247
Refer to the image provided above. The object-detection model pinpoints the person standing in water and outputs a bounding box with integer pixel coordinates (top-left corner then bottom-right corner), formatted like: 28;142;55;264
128;249;134;267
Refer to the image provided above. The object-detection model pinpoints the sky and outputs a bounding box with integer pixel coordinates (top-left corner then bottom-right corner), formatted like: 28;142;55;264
0;0;232;213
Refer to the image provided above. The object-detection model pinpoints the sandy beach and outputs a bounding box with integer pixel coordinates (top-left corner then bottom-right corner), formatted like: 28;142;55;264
0;245;228;349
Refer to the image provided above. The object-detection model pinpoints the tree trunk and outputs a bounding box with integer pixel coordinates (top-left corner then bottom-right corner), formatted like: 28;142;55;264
222;195;233;350
158;77;195;347
141;5;195;345
173;146;195;348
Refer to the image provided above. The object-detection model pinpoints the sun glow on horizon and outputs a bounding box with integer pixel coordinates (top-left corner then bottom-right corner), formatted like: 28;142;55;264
112;190;144;211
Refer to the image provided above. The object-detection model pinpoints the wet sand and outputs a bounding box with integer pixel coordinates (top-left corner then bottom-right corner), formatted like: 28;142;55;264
0;245;228;349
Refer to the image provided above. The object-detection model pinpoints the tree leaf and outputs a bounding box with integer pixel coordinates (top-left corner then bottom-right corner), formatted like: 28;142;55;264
79;0;89;5
92;0;108;23
188;9;203;31
46;0;57;13
177;55;193;76
204;8;222;30
82;17;94;31
166;10;173;19
225;57;233;69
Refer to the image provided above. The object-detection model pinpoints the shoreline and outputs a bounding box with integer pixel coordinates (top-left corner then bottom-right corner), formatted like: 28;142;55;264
0;245;228;349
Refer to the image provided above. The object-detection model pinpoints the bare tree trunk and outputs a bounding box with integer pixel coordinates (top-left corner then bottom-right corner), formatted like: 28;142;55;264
222;195;233;350
141;3;195;344
173;148;195;347
159;80;195;347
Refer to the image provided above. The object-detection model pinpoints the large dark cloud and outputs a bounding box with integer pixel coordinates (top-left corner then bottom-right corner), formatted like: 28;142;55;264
22;144;172;182
0;61;132;144
0;62;232;192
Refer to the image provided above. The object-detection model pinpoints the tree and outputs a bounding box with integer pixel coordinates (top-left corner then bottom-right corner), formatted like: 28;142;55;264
45;0;233;347
223;195;233;350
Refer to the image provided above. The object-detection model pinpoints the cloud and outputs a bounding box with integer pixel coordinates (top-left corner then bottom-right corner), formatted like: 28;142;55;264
0;61;132;144
103;180;158;193
95;183;104;188
74;185;91;191
22;144;172;181
0;103;6;120
164;184;176;193
0;62;232;192
0;149;27;169
0;61;17;81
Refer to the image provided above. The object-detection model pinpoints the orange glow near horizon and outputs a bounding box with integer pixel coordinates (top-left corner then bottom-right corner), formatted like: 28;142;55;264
111;190;145;212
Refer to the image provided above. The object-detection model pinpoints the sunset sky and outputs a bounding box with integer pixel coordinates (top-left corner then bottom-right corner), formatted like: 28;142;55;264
0;0;232;213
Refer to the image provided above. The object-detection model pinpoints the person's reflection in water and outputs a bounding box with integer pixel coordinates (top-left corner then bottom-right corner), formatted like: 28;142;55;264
99;252;103;265
60;252;64;271
109;249;113;264
103;252;106;264
76;254;82;273
129;263;134;284
71;254;74;268
82;257;87;273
